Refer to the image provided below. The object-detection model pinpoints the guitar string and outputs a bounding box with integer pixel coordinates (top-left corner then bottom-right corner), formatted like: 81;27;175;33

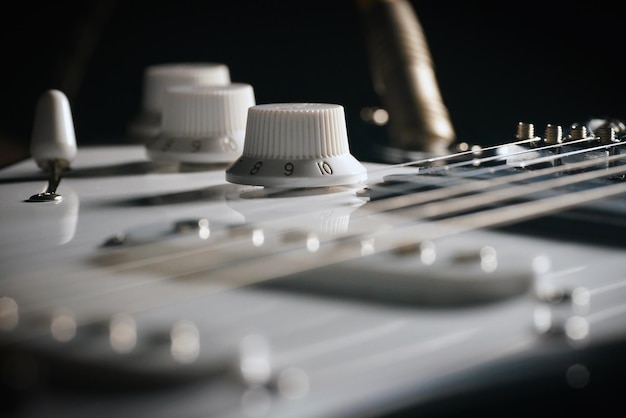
184;136;602;227
19;161;626;354
188;140;625;254
4;143;624;370
367;154;626;224
149;159;626;283
7;139;624;285
395;137;593;173
228;135;603;223
6;139;626;380
0;134;570;262
376;135;541;168
356;141;624;213
7;141;622;288
0;135;597;258
365;134;596;175
204;139;622;254
4;137;616;284
4;144;604;316
245;136;596;192
11;147;626;318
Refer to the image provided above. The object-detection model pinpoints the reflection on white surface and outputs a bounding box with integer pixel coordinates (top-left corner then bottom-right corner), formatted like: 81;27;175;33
55;184;80;245
306;233;320;253
532;305;553;334
238;334;272;386
226;187;365;236
252;229;265;247
0;184;79;261
420;240;436;265
479;245;497;273
277;367;310;400
241;386;272;417
565;316;589;342
360;238;375;256
170;320;200;364
198;218;210;240
50;309;77;342
26;183;79;245
531;255;552;275
533;280;566;303
571;287;591;315
109;313;137;354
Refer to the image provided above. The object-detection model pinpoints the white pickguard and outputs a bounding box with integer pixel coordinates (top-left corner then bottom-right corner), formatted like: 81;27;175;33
1;145;626;418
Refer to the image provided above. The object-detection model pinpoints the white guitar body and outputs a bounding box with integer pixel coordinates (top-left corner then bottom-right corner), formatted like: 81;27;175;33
1;143;626;417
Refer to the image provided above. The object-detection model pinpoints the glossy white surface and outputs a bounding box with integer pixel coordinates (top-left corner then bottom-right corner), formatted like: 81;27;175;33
1;145;626;418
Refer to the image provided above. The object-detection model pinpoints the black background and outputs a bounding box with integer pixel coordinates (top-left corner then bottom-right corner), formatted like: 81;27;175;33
1;0;624;165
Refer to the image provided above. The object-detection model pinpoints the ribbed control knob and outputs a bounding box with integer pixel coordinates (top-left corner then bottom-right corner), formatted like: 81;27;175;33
128;62;231;141
146;83;256;163
226;103;367;187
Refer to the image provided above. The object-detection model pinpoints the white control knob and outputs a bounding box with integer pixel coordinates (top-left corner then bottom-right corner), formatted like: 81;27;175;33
226;103;367;187
145;83;256;163
128;62;231;141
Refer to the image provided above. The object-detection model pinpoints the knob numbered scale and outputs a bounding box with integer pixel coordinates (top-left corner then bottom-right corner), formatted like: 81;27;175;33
226;103;367;187
146;83;256;164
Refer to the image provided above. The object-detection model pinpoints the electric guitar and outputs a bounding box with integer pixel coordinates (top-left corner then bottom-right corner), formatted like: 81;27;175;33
2;112;626;418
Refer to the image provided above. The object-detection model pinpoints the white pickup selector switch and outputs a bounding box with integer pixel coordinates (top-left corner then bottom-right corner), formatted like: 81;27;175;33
146;83;256;163
30;89;77;169
226;103;367;187
128;63;231;141
27;89;78;202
